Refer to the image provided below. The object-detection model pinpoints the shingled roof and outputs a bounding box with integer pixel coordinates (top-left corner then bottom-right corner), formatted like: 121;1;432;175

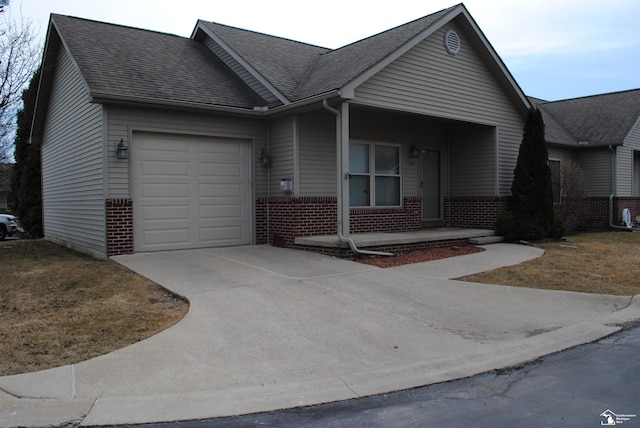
193;5;457;103
529;97;578;146
50;15;267;109
536;89;640;146
34;3;530;128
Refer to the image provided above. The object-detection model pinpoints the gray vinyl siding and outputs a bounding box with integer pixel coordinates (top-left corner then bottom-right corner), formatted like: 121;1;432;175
547;147;577;164
617;146;634;196
296;109;452;199
202;37;278;105
577;148;612;197
350;110;439;198
106;107;268;198
354;22;525;196
298;112;336;196
449;124;495;196
41;47;105;257
624;119;640;196
268;116;296;195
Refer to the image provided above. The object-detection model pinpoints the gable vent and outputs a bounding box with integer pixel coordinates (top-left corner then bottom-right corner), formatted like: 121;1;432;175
444;30;460;55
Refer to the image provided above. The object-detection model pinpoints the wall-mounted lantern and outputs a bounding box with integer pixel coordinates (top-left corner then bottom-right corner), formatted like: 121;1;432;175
115;138;128;159
259;149;270;166
409;143;419;158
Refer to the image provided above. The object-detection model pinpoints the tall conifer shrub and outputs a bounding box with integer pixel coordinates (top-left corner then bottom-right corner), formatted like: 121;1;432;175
10;69;42;238
496;107;563;240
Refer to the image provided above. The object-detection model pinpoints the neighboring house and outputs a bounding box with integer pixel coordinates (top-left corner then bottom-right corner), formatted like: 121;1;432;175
533;89;640;230
32;3;630;259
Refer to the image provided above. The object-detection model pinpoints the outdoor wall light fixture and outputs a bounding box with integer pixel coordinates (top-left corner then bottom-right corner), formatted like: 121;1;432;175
115;138;128;159
409;143;419;158
259;149;270;166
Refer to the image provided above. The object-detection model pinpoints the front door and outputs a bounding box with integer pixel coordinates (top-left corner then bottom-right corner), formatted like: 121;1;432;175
421;149;441;220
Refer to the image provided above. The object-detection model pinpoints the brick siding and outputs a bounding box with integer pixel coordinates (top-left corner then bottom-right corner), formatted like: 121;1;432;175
444;196;509;229
106;198;133;256
256;197;423;248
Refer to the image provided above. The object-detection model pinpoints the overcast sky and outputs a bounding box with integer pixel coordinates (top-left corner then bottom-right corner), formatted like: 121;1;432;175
7;0;640;101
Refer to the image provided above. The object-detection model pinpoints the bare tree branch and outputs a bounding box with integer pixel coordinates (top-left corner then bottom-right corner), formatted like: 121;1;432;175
0;8;41;162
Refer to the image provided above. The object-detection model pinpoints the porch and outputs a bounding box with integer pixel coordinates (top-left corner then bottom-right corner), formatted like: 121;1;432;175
294;228;499;258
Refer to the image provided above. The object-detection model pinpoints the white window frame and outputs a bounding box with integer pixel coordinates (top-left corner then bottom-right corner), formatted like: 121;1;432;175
349;140;402;208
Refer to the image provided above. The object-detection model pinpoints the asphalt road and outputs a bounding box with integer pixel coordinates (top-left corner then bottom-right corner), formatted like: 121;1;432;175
124;324;640;428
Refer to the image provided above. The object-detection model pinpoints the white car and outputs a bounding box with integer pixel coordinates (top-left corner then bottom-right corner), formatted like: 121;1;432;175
0;214;18;240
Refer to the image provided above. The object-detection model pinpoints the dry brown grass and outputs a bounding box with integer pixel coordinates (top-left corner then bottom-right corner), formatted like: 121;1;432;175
464;231;640;296
0;239;188;376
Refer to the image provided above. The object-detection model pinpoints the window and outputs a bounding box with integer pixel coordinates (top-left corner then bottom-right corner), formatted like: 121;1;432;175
349;142;401;207
549;159;561;203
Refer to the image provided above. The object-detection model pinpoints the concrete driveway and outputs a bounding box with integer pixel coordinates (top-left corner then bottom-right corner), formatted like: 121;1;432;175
1;244;638;427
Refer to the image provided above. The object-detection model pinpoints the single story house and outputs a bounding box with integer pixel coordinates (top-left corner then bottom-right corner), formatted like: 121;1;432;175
31;3;639;259
533;90;640;230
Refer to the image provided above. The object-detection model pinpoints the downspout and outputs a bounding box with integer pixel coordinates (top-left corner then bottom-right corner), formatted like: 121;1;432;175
322;99;393;256
608;144;628;230
266;122;271;243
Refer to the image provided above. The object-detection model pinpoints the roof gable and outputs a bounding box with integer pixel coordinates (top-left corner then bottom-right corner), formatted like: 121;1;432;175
537;89;640;146
193;21;328;103
292;6;455;100
192;3;529;111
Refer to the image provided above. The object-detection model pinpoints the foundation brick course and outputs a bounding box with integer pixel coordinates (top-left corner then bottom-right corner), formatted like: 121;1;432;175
444;196;509;229
106;198;133;256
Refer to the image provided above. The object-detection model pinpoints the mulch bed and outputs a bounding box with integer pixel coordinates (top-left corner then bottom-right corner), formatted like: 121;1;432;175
355;245;484;268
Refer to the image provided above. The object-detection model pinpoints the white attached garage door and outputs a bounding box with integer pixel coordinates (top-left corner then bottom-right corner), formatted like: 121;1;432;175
131;132;251;252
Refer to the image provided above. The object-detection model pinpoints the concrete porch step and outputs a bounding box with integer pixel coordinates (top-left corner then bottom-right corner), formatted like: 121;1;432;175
468;235;505;245
295;228;496;249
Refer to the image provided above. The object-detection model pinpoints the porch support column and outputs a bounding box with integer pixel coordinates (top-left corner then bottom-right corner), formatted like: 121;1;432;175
340;101;351;236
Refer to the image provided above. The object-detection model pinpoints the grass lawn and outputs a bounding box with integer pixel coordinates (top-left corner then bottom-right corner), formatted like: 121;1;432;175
464;231;640;296
0;239;188;376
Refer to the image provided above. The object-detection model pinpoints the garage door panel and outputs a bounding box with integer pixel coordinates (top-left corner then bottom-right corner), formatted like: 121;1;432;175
198;183;244;198
132;132;251;252
198;161;243;177
141;160;189;176
140;135;189;153
142;229;191;246
200;226;245;243
199;204;244;219
142;205;191;221
141;183;190;198
198;140;242;156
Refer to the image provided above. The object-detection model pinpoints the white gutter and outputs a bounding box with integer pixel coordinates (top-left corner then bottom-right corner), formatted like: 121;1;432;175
90;92;268;116
322;99;393;257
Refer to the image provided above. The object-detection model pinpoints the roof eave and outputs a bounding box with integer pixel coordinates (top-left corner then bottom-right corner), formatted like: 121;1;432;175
267;89;343;115
90;92;267;117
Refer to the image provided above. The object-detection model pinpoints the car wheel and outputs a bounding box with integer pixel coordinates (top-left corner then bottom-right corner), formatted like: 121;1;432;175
0;226;6;241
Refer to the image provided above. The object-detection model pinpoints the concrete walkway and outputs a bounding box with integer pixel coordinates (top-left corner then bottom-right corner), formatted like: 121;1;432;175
1;244;639;427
